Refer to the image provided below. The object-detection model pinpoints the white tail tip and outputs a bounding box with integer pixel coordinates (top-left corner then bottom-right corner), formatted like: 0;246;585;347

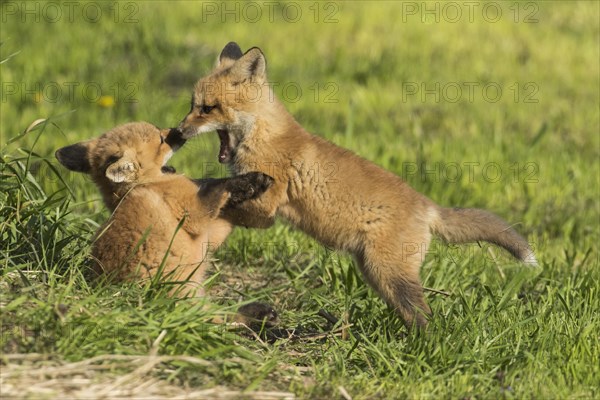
523;252;539;266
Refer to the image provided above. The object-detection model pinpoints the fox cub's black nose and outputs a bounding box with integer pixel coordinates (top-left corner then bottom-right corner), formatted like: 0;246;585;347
165;128;187;150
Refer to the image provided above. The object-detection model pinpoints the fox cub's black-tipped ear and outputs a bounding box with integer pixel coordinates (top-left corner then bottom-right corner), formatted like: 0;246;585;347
231;47;267;82
55;142;93;173
219;42;243;67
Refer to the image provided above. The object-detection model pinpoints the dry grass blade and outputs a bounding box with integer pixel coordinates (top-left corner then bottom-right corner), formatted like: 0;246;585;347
0;353;295;400
338;385;353;400
24;118;47;134
423;286;451;297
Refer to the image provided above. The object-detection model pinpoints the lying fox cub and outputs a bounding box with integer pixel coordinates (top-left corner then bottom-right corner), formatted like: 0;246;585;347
178;42;538;329
56;122;277;325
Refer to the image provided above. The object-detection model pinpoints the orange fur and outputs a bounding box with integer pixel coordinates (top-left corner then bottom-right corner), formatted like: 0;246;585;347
56;122;273;296
178;43;537;328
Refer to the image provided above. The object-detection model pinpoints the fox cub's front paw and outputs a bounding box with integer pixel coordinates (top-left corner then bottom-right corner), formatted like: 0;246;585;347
243;171;274;196
226;172;274;205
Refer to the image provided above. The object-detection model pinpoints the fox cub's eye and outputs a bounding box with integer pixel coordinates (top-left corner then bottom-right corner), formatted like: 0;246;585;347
201;104;215;114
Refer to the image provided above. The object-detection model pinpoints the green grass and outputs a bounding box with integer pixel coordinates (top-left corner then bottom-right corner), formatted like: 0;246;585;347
1;1;599;398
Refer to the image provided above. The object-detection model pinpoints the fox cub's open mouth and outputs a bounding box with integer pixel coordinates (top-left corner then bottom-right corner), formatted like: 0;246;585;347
217;129;232;164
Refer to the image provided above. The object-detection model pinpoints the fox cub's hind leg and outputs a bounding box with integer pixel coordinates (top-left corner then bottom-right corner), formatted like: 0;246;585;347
358;232;432;329
358;257;431;329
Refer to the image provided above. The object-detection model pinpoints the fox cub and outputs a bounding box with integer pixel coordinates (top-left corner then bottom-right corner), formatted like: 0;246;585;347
55;122;274;298
177;42;538;329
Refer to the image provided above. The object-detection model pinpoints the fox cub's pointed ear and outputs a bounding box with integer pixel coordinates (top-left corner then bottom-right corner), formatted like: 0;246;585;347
231;47;267;83
218;41;243;68
55;141;93;173
105;151;138;183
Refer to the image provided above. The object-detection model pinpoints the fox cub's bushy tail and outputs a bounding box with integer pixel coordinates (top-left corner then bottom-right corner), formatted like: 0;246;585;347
431;207;538;265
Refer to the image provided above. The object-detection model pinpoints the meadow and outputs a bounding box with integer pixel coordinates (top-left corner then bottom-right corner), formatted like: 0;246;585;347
1;1;598;398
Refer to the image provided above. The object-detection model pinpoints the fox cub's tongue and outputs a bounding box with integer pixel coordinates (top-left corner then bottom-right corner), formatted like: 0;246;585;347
217;129;231;163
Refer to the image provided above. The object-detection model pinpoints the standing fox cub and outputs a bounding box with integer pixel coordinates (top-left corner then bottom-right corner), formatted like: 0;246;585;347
178;42;538;329
55;122;274;300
